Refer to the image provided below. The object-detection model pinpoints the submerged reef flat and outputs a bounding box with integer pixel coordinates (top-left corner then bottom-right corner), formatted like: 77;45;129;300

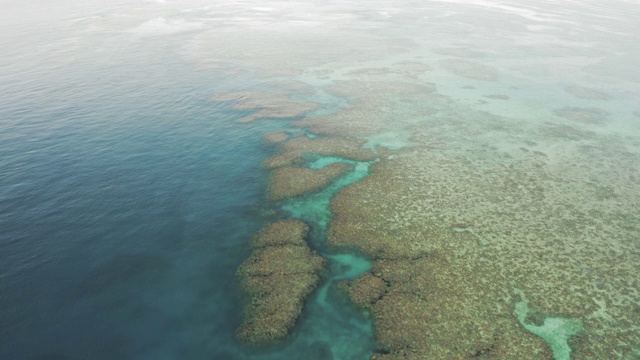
329;138;640;358
237;220;326;344
199;3;640;353
262;131;290;144
554;107;609;125
263;136;378;169
564;85;610;100
267;163;353;201
278;69;640;359
241;68;640;357
294;80;438;138
210;91;318;123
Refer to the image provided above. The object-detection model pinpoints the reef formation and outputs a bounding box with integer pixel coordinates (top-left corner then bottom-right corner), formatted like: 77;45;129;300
263;136;378;169
236;220;326;344
211;91;317;123
230;70;639;358
262;131;290;144
217;18;640;355
267;163;353;202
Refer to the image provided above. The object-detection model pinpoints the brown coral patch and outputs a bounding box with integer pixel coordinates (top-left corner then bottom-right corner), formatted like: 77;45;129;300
238;272;320;343
263;131;290;144
237;220;326;344
250;219;309;248
345;272;388;310
267;163;353;201
211;91;317;123
263;137;377;169
554;107;609;125
564;85;610;100
240;246;325;277
293;106;387;137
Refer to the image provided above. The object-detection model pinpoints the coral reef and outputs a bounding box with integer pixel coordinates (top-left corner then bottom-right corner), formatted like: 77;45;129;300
211;91;317;123
263;137;378;169
293;80;438;137
210;17;639;354
263;131;290;144
329;140;640;358
344;272;388;310
267;163;353;201
239;69;640;358
237;220;326;344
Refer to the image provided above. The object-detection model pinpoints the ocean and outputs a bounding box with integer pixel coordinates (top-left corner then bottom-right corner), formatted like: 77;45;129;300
1;1;639;359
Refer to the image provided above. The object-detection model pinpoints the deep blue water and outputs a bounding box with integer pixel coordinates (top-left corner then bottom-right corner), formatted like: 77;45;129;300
0;12;377;358
2;87;233;358
1;51;277;359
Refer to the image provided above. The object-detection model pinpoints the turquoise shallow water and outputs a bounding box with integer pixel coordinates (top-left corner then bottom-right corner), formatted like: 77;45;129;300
276;157;377;359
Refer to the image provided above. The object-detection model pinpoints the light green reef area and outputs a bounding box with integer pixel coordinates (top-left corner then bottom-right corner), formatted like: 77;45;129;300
514;289;583;360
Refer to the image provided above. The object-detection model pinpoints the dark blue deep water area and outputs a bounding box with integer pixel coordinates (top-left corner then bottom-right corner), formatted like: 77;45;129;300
0;54;292;359
0;4;381;358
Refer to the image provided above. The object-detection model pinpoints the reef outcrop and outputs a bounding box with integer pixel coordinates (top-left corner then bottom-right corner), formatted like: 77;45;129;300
263;137;378;169
236;220;326;344
263;131;290;144
211;91;317;123
344;272;388;310
267;163;353;201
